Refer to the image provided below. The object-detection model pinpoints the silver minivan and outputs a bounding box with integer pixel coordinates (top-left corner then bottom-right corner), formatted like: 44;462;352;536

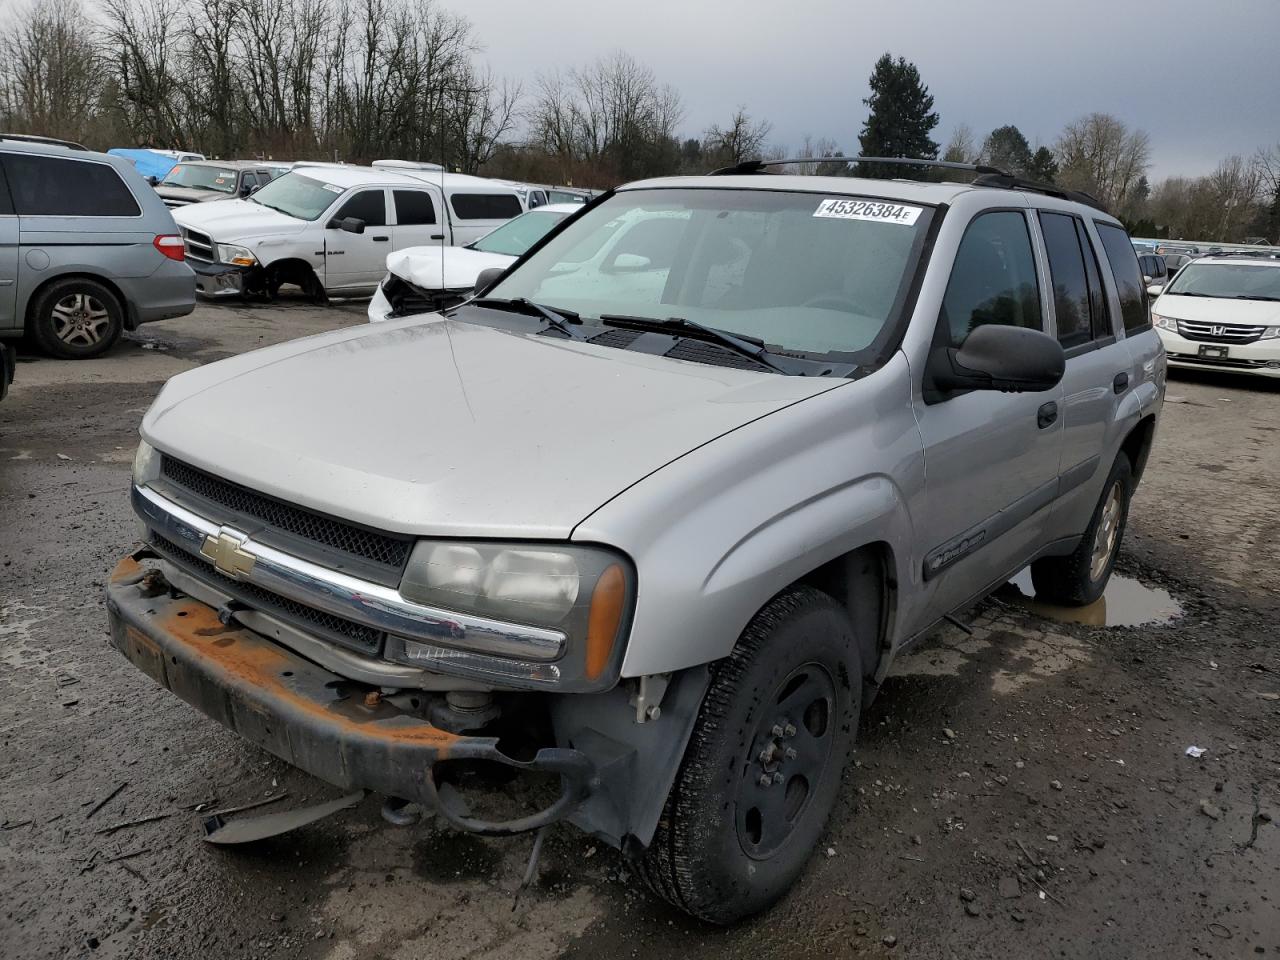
0;138;195;359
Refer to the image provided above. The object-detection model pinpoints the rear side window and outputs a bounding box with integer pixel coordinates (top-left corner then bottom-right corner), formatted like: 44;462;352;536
941;210;1042;347
3;154;140;217
450;193;522;220
334;189;386;227
1039;212;1111;347
394;190;436;226
1095;222;1149;333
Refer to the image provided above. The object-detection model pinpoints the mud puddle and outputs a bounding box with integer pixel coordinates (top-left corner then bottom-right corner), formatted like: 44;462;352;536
1001;568;1182;626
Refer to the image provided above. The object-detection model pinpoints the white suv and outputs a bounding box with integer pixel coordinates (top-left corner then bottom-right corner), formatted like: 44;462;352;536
1151;253;1280;377
173;166;524;299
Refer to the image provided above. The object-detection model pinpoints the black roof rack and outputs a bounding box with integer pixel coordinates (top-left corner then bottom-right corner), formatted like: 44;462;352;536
708;155;1110;213
0;133;88;150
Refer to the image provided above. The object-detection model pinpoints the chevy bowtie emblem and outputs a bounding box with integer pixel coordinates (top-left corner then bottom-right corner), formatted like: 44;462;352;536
200;528;257;579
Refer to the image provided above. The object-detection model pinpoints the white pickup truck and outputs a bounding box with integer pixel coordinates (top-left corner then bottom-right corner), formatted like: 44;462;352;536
172;165;525;299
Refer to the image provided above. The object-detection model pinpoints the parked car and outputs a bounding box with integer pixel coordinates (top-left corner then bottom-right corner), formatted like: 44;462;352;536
0;340;13;400
1137;253;1168;293
108;162;1163;924
155;160;291;208
369;203;581;320
173;166;525;299
1151;254;1280;377
1;133;88;150
0;138;196;359
108;148;203;184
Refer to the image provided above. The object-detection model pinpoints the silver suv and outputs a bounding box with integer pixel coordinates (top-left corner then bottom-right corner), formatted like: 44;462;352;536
0;138;195;359
107;160;1164;923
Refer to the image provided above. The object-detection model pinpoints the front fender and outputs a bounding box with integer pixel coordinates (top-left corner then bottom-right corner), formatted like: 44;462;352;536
576;355;925;678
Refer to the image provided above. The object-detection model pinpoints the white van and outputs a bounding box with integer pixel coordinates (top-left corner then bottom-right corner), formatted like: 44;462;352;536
173;165;524;298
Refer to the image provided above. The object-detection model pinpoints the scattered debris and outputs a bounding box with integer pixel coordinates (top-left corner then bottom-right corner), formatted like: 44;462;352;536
85;782;128;820
825;847;836;857
116;862;145;882
1;819;33;830
882;934;898;948
1199;799;1223;821
964;903;981;917
204;792;362;845
1186;746;1208;759
943;728;956;740
1045;834;1059;842
1207;922;1233;939
1259;693;1280;702
1050;779;1063;791
56;453;72;461
78;850;100;875
96;812;170;836
959;888;976;903
103;848;149;863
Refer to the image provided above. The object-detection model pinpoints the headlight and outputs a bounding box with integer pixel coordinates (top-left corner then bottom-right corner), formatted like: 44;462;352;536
1262;326;1280;340
392;540;634;690
1151;313;1178;333
218;243;257;267
132;439;158;486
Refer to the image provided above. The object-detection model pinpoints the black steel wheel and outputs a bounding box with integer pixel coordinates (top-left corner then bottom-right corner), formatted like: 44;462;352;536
637;586;862;924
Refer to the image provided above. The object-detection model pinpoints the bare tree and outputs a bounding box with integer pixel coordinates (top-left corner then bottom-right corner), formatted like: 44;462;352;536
1054;113;1151;211
940;123;978;164
0;0;103;142
449;66;520;172
703;106;772;165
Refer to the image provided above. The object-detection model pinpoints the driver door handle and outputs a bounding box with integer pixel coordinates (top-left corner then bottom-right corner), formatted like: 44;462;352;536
430;233;445;240
371;235;389;242
1037;401;1059;429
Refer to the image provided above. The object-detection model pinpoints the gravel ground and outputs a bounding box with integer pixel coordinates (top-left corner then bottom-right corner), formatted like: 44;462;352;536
1;301;1277;960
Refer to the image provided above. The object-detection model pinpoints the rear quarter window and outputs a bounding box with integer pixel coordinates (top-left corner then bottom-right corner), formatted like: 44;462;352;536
2;154;141;217
1094;222;1149;333
450;193;523;220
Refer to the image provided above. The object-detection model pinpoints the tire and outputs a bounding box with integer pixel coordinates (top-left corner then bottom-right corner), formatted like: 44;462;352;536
1030;454;1134;606
29;278;123;360
637;586;862;924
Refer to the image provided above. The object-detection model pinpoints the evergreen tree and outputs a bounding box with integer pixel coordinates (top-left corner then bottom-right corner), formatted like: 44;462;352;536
856;53;939;178
1027;146;1058;183
983;125;1033;176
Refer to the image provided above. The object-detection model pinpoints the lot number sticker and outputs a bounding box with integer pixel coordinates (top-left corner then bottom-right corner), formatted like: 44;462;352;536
814;198;922;225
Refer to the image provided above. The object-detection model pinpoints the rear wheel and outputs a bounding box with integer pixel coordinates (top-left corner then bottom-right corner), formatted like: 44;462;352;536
29;278;123;359
637;586;861;924
1031;454;1133;605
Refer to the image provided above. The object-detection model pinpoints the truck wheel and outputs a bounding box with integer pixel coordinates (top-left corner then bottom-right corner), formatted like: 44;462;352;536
1030;454;1133;606
637;586;861;924
29;278;123;359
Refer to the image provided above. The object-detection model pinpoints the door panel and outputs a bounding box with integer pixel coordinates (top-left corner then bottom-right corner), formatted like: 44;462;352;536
325;188;390;290
391;189;446;249
913;209;1064;618
0;216;17;332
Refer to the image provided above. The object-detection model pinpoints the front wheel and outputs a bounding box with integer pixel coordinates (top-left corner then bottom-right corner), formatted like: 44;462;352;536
1031;454;1133;605
637;586;862;924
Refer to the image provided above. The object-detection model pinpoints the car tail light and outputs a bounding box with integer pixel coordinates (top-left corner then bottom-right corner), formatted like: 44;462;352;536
153;234;185;262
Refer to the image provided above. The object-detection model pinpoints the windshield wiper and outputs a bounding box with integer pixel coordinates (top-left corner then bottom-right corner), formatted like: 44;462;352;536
1232;294;1280;302
598;314;792;373
470;297;586;339
249;197;290;216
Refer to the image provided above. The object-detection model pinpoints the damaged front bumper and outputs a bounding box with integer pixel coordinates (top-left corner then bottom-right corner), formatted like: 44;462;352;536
189;258;251;298
105;552;598;836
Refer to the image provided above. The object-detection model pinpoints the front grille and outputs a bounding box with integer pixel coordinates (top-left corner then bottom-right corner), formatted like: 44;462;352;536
180;227;215;262
150;534;385;655
158;456;413;581
1176;320;1265;344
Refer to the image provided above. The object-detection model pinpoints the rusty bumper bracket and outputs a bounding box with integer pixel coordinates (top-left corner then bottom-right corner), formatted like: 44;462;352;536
106;553;597;837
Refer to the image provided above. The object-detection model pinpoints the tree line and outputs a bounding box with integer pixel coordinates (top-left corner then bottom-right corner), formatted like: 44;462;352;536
1;0;1276;242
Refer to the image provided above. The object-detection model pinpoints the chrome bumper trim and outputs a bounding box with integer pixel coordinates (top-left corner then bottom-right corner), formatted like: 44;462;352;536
131;484;566;662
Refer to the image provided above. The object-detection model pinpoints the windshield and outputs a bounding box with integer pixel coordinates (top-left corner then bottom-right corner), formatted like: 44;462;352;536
472;210;569;256
248;172;343;221
161;164;238;193
1166;262;1280;301
483;188;933;359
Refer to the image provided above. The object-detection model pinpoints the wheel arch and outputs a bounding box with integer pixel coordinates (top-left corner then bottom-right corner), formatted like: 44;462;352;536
262;256;321;293
1120;414;1157;485
796;541;896;691
24;271;128;333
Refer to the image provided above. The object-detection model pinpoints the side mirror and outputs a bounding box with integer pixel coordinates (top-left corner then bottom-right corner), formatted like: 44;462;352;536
329;216;366;234
473;266;505;297
1146;283;1164;297
247;184;261;197
146;175;159;186
929;325;1065;396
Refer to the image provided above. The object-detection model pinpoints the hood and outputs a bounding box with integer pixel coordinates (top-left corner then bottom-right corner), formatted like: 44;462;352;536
386;246;515;291
173;198;308;241
142;316;842;539
157;185;232;206
1155;293;1280;326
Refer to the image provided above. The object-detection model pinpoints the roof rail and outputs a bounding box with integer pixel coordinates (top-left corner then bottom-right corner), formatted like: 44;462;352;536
0;133;88;150
708;155;1111;213
710;156;1011;177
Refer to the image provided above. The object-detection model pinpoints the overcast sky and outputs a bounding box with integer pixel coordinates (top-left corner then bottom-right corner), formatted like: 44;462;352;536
462;0;1279;180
